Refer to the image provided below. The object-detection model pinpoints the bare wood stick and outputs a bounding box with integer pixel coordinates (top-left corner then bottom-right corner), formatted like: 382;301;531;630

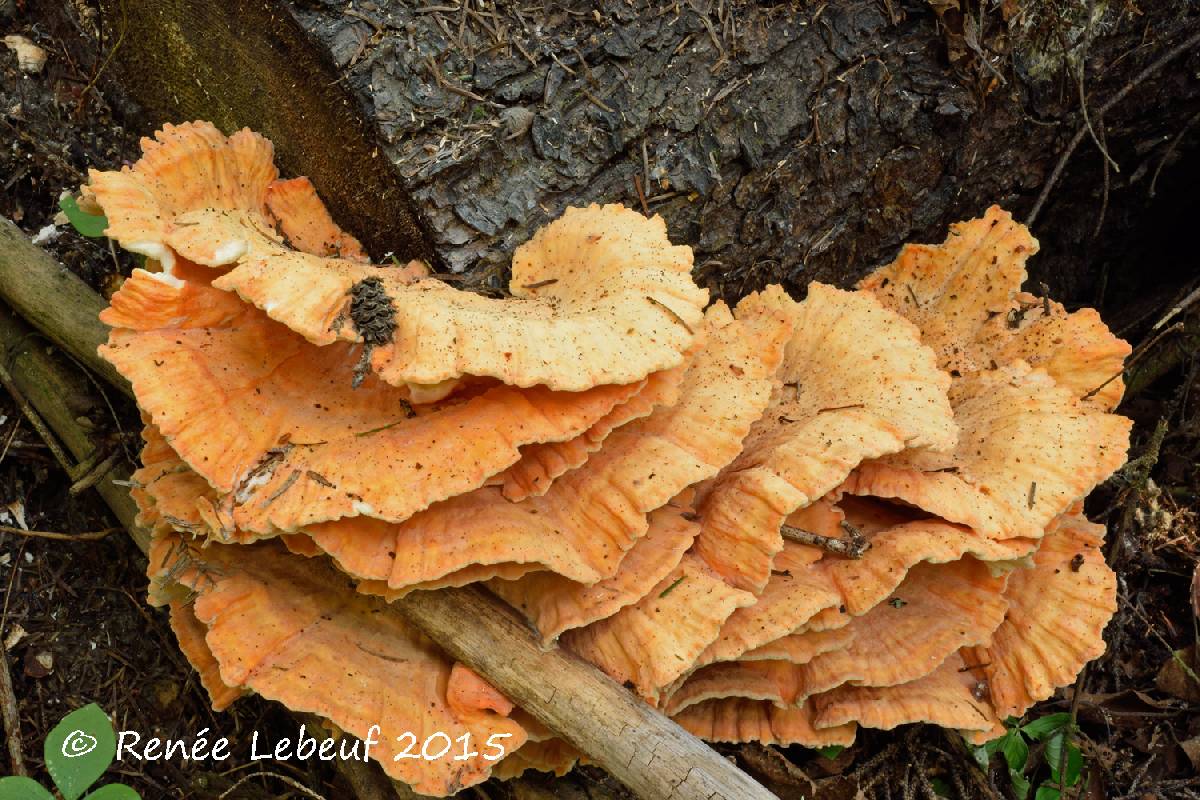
0;633;25;776
0;218;126;392
0;215;777;800
0;525;120;541
69;449;122;494
780;520;870;558
397;586;777;800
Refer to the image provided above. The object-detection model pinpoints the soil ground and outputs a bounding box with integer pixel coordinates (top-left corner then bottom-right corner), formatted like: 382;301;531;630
0;2;1198;799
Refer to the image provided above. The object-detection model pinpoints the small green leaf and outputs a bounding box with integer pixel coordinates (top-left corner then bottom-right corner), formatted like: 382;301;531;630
999;730;1029;774
1034;786;1061;800
1021;713;1071;740
1045;733;1083;787
930;777;952;797
58;195;109;238
0;776;55;800
1010;769;1031;800
971;742;993;771
816;745;844;759
84;785;141;800
44;703;116;800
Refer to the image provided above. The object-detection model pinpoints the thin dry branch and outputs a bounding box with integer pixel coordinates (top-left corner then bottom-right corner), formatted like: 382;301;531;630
1027;26;1200;227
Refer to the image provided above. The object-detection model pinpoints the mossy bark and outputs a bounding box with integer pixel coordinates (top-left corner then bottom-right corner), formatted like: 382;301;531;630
91;0;432;264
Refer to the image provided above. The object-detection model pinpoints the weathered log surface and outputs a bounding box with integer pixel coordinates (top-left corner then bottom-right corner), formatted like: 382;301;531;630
278;1;1200;305
398;585;777;800
0;220;774;800
0;218;127;392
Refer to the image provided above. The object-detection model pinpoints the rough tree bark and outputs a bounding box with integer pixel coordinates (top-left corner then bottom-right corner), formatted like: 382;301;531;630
270;0;1200;308
76;1;1200;308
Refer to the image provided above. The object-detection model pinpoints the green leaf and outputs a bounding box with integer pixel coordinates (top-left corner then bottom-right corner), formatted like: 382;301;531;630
816;745;844;759
930;777;952;797
1034;786;1061;800
1011;769;1031;800
971;742;993;771
1045;733;1083;787
999;730;1029;773
58;195;109;238
0;777;55;800
44;703;117;800
84;785;140;800
1021;713;1071;741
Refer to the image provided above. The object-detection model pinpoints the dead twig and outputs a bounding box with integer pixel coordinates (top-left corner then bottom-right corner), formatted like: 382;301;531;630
0;525;120;541
1083;321;1184;401
780;520;870;558
1150;108;1200;198
69;448;121;494
633;174;650;216
217;770;326;800
0;529;24;777
1027;27;1200;227
0;357;73;473
0;624;24;776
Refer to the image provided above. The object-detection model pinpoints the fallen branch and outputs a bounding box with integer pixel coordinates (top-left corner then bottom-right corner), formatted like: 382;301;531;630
0;627;24;776
0;221;776;799
0;525;119;541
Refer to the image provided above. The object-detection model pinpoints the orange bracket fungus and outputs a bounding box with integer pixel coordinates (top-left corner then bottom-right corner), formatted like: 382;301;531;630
90;123;1131;796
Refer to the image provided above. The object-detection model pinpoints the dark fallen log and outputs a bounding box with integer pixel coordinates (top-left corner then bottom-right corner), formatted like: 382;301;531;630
0;216;775;800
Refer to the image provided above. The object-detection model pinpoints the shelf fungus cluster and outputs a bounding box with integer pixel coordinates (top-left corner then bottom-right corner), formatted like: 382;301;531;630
90;123;1131;795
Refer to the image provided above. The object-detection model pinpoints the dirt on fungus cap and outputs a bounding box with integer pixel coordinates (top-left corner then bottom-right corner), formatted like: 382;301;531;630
962;513;1116;719
859;205;1130;409
810;653;1005;741
840;363;1132;541
263;176;370;262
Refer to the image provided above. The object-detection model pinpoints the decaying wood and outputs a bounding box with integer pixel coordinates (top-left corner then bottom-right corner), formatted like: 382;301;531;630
0;218;126;393
91;0;432;264
0;222;775;800
398;586;777;800
780;520;870;559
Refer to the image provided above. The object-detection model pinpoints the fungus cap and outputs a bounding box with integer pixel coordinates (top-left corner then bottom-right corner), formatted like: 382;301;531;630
101;270;641;536
300;302;789;589
151;534;526;796
692;284;956;592
841;363;1131;540
489;505;700;644
962;513;1116;719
